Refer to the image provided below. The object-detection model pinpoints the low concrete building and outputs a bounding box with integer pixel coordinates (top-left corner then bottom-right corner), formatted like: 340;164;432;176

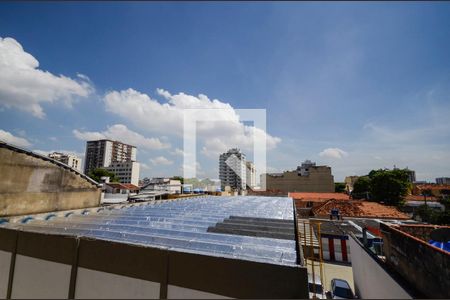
263;160;334;194
48;151;82;172
104;183;139;194
106;161;140;186
141;178;182;194
0;142;101;217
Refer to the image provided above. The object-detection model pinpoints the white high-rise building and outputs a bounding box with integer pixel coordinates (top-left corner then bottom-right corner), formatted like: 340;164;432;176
219;148;246;191
48;152;82;172
106;161;140;186
246;161;256;189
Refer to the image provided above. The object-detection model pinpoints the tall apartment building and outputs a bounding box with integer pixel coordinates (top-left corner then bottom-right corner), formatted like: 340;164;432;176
48;152;82;172
219;148;246;191
246;161;256;189
84;139;139;185
262;160;334;193
436;177;450;185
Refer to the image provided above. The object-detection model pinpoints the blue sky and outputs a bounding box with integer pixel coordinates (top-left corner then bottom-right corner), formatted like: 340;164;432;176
0;2;450;182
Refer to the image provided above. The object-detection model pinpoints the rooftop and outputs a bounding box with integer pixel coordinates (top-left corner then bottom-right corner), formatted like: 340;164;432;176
3;196;297;266
289;192;349;201
106;183;139;190
414;184;450;190
404;194;438;202
311;199;409;219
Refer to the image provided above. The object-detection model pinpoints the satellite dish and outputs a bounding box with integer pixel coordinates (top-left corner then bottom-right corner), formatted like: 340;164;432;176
430;228;450;242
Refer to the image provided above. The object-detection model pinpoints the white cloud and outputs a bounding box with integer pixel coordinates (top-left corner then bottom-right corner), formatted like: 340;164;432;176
0;129;31;147
150;156;173;166
0;37;93;118
140;163;151;170
319;148;348;159
103;88;281;157
170;148;184;156
73;124;170;150
73;129;106;141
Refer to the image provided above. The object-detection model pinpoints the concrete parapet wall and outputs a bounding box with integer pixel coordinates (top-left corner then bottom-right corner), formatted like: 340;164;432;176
348;234;412;299
0;144;101;217
381;223;450;299
0;227;309;299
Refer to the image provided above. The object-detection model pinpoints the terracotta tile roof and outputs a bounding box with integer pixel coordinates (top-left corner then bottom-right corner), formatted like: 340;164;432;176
405;195;438;202
288;192;349;201
311;199;410;219
121;183;139;190
106;183;139;190
415;184;450;191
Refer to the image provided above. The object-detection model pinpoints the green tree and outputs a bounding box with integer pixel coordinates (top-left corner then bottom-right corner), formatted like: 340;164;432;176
352;176;371;199
414;204;434;223
334;182;346;193
414;204;450;225
88;168;120;183
369;169;409;206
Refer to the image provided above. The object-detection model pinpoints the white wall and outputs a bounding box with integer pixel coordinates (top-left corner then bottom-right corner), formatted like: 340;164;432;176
321;237;351;262
103;141;113;167
0;250;11;299
131;162;140;186
11;255;71;299
75;267;160;299
167;285;231;299
349;236;412;299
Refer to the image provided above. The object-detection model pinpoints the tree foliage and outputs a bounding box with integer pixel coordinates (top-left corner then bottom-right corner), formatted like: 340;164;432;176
352;176;371;199
351;169;411;205
334;182;346;193
368;169;410;206
88;168;120;183
414;205;450;225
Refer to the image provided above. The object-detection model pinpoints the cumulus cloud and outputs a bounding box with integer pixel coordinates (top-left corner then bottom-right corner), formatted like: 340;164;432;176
73;124;170;150
150;156;173;166
319;148;349;159
73;129;106;141
140;163;151;170
170;148;184;156
0;129;31;147
0;37;93;118
103;88;281;156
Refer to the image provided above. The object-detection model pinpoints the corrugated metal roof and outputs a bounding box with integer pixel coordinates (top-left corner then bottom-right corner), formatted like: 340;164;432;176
4;196;297;265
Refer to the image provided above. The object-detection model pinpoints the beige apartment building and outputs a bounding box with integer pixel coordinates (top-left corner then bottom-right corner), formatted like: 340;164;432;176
48;151;82;172
263;160;334;193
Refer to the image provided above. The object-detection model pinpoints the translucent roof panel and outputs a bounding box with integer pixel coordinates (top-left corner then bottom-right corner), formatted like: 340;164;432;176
5;196;298;265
